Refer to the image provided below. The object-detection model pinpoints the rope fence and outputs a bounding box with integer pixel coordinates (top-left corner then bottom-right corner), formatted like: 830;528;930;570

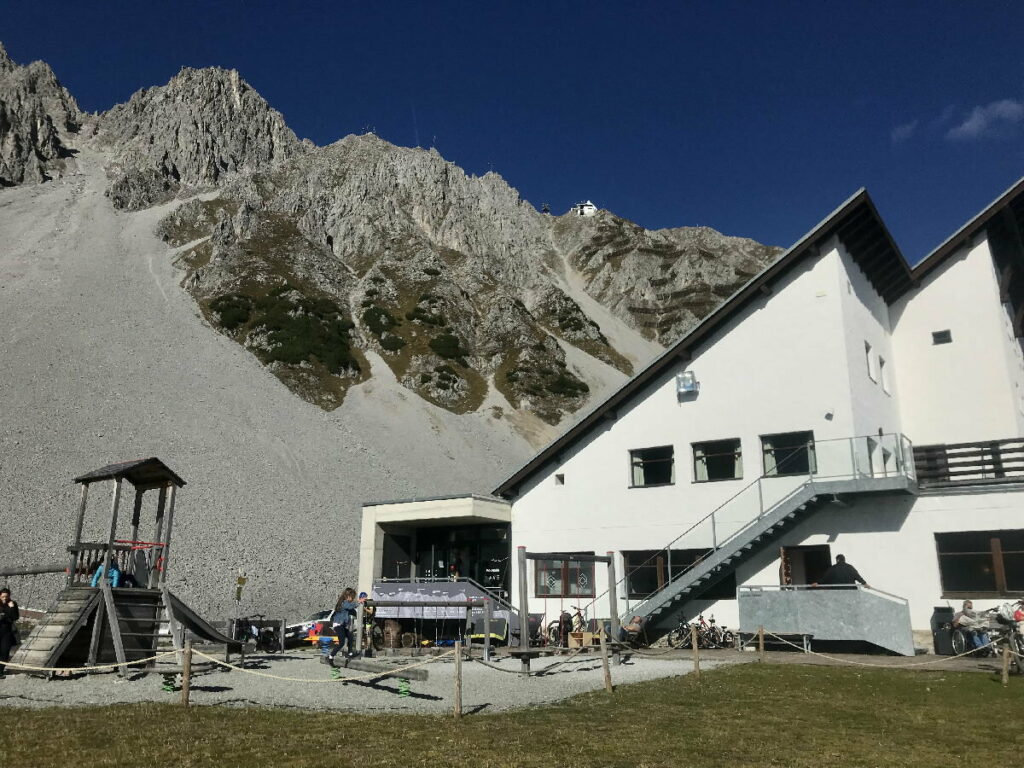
192;649;455;684
2;650;181;673
762;631;1018;668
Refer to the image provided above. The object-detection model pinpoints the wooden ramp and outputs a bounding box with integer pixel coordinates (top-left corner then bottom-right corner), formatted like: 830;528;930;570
12;586;169;671
12;585;243;673
10;586;102;670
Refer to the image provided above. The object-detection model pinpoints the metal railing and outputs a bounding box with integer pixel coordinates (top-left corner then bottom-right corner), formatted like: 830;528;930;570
618;432;915;614
738;583;909;605
914;437;1024;487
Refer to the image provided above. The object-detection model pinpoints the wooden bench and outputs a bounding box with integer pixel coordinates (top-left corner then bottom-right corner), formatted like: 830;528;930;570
738;632;813;653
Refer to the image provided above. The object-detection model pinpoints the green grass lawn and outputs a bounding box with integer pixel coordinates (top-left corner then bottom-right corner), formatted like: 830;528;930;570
2;664;1022;767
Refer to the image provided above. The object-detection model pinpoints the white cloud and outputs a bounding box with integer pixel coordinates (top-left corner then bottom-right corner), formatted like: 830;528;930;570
891;120;918;144
947;99;1024;140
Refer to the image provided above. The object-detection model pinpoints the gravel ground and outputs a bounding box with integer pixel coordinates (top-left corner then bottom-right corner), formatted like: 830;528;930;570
0;149;534;619
0;648;737;713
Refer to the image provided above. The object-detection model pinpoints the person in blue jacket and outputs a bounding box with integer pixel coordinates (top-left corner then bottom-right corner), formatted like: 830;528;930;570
325;588;359;665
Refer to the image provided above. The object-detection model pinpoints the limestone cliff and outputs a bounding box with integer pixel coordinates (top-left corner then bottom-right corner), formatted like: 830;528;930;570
0;42;80;186
98;66;306;210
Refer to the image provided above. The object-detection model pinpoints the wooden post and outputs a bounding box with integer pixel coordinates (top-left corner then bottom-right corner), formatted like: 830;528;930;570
100;479;123;579
129;488;144;543
1002;646;1011;687
606;551;621;666
483;598;492;661
517;546;531;676
453;640;463;719
280;619;286;653
691;624;701;681
67;483;90;586
599;631;613;693
87;598;106;665
148;486;167;589
181;638;193;706
101;582;128;675
758;625;766;662
159;485;178;585
354;603;364;654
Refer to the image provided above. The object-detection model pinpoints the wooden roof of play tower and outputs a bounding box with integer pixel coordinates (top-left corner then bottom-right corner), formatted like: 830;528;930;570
72;457;186;489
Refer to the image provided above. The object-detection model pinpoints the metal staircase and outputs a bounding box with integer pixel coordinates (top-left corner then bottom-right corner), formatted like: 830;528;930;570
621;433;918;635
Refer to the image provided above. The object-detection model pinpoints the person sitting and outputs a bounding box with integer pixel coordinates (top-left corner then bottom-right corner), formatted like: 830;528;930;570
953;599;992;653
90;562;122;588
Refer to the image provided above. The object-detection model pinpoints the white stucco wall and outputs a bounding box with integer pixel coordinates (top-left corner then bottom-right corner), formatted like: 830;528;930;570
836;244;902;439
509;237;903;618
693;488;1024;630
890;235;1024;445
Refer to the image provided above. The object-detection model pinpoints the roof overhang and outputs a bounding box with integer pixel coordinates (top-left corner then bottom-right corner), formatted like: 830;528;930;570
492;189;912;498
362;494;511;527
73;457;185;489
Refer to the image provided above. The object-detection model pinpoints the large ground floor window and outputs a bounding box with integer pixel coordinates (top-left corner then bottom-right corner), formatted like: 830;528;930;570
622;549;735;600
935;529;1024;597
535;554;595;598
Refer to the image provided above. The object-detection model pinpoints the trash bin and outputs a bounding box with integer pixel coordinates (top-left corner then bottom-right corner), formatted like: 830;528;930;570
931;606;955;655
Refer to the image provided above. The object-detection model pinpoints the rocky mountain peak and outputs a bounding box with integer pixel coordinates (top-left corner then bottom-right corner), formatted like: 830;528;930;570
0;43;80;186
99;65;306;210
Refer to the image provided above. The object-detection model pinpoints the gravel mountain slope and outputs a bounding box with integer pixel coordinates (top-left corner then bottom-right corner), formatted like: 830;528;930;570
0;44;783;616
0;149;532;616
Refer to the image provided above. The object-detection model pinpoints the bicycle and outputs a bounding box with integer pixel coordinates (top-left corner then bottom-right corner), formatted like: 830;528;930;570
667;614;735;649
235;613;281;653
546;605;588;646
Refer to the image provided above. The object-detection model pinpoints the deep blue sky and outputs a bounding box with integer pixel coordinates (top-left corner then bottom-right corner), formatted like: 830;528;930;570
4;1;1022;262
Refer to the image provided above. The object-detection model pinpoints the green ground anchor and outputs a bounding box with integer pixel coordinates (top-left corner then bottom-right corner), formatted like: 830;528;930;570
330;666;342;681
160;672;177;693
398;677;410;697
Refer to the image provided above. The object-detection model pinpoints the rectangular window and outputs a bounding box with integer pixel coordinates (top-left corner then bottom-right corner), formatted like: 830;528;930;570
879;357;890;393
623;549;736;599
629;446;674;487
932;330;953;345
534;554;595;598
692;439;742;482
761;431;816;477
935;530;1024;597
865;341;877;381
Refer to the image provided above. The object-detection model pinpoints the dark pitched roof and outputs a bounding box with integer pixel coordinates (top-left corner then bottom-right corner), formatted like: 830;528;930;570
909;175;1024;286
73;457;186;489
492;188;911;498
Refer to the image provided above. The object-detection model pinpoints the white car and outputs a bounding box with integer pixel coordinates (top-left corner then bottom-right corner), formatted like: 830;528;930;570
283;609;331;647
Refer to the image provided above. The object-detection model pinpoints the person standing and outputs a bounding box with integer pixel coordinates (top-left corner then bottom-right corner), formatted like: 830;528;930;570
0;587;20;678
326;588;359;665
817;554;869;589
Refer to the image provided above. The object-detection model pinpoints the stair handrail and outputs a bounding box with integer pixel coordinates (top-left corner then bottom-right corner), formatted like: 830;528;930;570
738;583;909;605
609;431;913;616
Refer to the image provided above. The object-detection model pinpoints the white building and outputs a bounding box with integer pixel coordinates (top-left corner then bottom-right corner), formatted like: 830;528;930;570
571;200;598;217
359;179;1024;645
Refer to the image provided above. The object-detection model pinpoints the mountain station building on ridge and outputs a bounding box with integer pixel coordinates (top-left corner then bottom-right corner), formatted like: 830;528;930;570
358;177;1024;652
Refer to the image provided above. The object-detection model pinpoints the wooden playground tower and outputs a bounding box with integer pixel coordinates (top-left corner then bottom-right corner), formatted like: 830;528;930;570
12;457;240;673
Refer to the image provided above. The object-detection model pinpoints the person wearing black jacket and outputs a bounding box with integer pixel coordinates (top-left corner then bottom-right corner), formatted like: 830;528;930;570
0;586;20;677
817;554;869;589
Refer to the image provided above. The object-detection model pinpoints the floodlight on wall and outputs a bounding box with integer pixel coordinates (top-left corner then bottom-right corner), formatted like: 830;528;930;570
676;370;699;398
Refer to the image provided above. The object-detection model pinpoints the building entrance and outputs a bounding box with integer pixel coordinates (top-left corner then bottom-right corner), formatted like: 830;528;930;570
780;545;832;585
382;523;511;599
